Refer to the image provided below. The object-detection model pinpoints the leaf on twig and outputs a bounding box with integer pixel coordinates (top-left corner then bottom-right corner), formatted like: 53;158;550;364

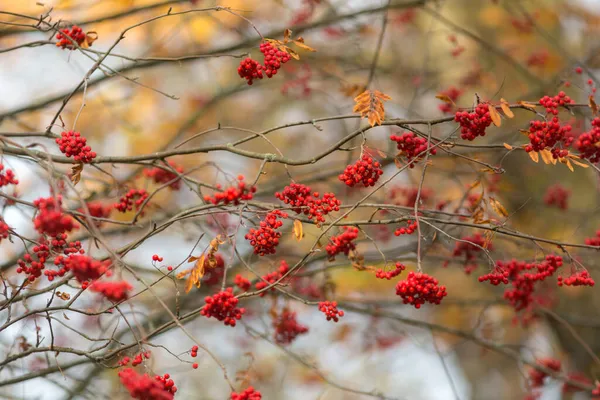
590;95;598;116
568;154;589;169
70;163;83;186
518;101;537;111
293;36;316;52
528;151;539;163
353;89;391;127
565;158;574;172
435;94;455;105
180;234;226;293
81;31;98;49
503;143;513;150
488;104;502;127
293;219;303;241
500;98;514;118
283;28;292;43
539;149;553;165
489;196;509;217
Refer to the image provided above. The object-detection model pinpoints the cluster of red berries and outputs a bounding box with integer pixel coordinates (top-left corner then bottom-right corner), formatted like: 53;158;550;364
65;254;110;283
558;270;595;287
91;280;133;302
118;368;175;400
56;131;97;163
17;243;50;282
33;196;77;237
325;226;359;260
273;308;309;345
390;185;433;207
119;352;151;367
478;255;563;311
338;155;384;187
539;92;574;115
17;237;85;282
454;103;492;141
395;272;447;309
255;260;289;296
190;345;199;358
448;233;491;274
576;118;600;163
318;301;345;322
200;287;245;327
202;254;225;286
55;25;86;50
231;387;262;400
114;189;149;213
275;183;341;224
238;42;291;85
143;161;184;190
152;254;163;262
238;58;264;85
81;201;112;226
390;132;437;167
0;219;10;242
585;230;600;246
234;274;251;291
544;184;570;210
375;262;406;280
529;358;562;388
245;210;288;256
204;175;256;205
394;220;417;236
438;86;462;114
525;118;573;158
0;163;18;187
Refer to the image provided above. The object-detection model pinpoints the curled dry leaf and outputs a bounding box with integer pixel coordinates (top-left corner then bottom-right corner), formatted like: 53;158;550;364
293;219;303;241
81;31;98;49
283;28;292;43
435;94;456;105
353;89;391;127
589;95;598;116
500;98;514;118
293;36;316;52
70;162;83;186
489;197;509;217
488;104;502;127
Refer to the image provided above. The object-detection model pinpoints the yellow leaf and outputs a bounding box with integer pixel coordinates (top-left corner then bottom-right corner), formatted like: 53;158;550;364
518;101;537;111
500;98;514;118
435;94;455;105
539;149;553;164
185;254;206;293
293;219;303;241
570;159;589;168
285;46;300;60
529;151;539;163
565;158;574;172
590;95;598;116
519;129;530;137
503;143;513;150
353;90;391;127
293;38;316;52
488;104;501;127
82;32;98;49
283;28;292;43
489;196;509;217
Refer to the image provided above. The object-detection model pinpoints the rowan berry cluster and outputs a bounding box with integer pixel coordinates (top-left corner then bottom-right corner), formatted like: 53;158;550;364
245;210;288;256
238;42;291;85
119;352;151;367
454;103;492;141
585;230;600;246
190;345;199;358
395;272;447;309
238;58;264;85
394;220;417;236
202;254;225;286
234;274;251;291
529;358;562;388
390;185;433;207
544;184;570;210
200;287;245;327
204;175;256;205
55;26;86;50
16;244;49;282
449;233;491;274
338;155;384;187
525;118;573;158
0;163;18;187
0;219;10;242
143;161;184;190
152;254;163;262
575;117;600;163
118;368;175;400
65;254;110;283
56;131;97;163
275;183;341;224
231;387;262;400
539;92;574;115
273;308;309;345
438;86;462;114
33;196;77;237
114;189;149;213
318;301;344;322
375;262;406;280
255;260;289;296
557;271;595;287
390;132;436;167
91;280;133;302
325;226;359;260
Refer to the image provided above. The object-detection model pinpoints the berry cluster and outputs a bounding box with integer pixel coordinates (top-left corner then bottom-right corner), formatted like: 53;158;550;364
190;345;199;358
273;308;309;345
325;226;359;260
33;196;77;237
238;42;291;85
438;86;462;114
91;280;133;302
0;219;10;243
118;368;175;400
275;183;341;224
478;255;563;311
449;233;491;274
557;271;595;287
576;117;600;163
231;387;262;400
390;132;436;167
245;210;288;256
395;272;447;309
204;175;256;205
539;92;574;115
17;237;85;282
390;185;433;207
0;163;18;187
65;254;110;283
525;118;573;158
318;301;344;322
238;58;264;85
118;351;151;367
394;220;417;236
338;155;384;187
454;103;492;141
152;254;163;262
543;184;570;210
56;131;97;163
255;260;289;296
375;262;406;280
585;230;600;246
114;189;149;213
200;287;245;327
81;201;112;226
529;358;562;388
143;161;184;190
55;26;86;50
234;274;251;291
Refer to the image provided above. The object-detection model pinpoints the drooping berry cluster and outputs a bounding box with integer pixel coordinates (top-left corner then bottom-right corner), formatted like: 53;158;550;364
585;230;600;246
255;260;289;296
557;270;595;287
390;132;437;167
375;262;406;280
245;210;288;256
454;103;492;141
478;255;563;311
56;131;97;163
448;233;491;274
143;161;185;190
318;301;344;322
395;272;447;309
16;237;86;282
338;155;384;187
525;118;573;158
394;220;417;236
0;219;10;243
275;183;341;224
0;163;18;187
529;358;562;388
204;175;256;205
91;280;133;302
273;308;309;345
114;189;149;213
576;117;600;163
390;185;433;207
539;92;574;115
238;58;264;85
325;226;359;260
238;42;291;85
119;351;151;367
63;254;109;284
55;26;86;50
118;368;175;400
544;184;570;210
234;274;251;291
438;86;462;114
33;196;77;237
231;387;262;400
200;287;245;327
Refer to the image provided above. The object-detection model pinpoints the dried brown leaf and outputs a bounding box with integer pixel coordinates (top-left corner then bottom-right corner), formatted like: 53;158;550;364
529;151;539;163
489;196;509;217
500;98;514;118
293;219;303;241
70;163;83;186
435;94;455;105
503;143;513;150
353;89;391;127
283;28;292;43
539;149;553;165
518;101;537;111
293;38;316;52
590;95;598;116
488;104;502;127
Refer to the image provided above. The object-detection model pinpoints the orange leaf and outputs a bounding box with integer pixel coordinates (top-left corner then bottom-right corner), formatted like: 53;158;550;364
489;196;508;217
539;149;553;164
293;219;303;241
590;95;598;116
565;158;574;172
435;94;455;105
570;158;589;168
285;46;300;60
353;89;391;127
293;38;316;52
70;162;83;186
185;254;206;293
81;31;98;49
503;143;513;150
518;101;537;111
529;151;539;163
283;28;292;43
488;104;501;127
500;98;514;118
